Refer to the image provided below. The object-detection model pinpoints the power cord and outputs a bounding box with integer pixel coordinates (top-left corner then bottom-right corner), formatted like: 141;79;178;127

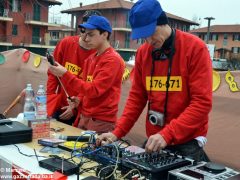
13;144;47;158
97;138;120;179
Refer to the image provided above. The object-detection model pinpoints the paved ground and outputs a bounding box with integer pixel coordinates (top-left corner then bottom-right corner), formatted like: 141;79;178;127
207;71;240;170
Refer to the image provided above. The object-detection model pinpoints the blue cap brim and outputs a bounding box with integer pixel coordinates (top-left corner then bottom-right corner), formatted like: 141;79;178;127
78;23;97;30
131;21;157;40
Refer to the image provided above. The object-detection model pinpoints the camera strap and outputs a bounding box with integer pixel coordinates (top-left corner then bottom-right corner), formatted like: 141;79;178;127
148;28;176;121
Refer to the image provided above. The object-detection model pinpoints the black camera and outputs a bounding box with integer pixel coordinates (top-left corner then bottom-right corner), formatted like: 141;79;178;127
148;110;165;127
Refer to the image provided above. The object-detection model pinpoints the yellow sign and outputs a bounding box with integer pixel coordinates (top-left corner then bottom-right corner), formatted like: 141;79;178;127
146;76;182;91
65;62;81;75
212;70;221;91
225;70;240;92
64;141;87;148
33;55;41;67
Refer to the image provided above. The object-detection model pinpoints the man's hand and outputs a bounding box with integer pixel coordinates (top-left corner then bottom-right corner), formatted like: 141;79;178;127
59;106;74;120
96;132;117;146
48;62;67;77
67;96;80;109
145;133;167;153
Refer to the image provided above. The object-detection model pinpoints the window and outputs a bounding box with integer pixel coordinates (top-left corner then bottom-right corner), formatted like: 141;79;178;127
204;34;208;41
232;47;240;54
182;25;187;32
32;27;40;44
233;34;240;41
212;34;218;41
12;24;18;35
126;12;130;28
125;32;130;48
223;34;228;39
114;40;119;49
10;0;21;12
33;3;40;21
50;32;59;39
137;38;144;45
3;9;9;17
174;23;178;29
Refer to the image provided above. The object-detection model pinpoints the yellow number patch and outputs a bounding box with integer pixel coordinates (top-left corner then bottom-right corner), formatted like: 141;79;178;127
87;75;93;82
65;62;81;75
146;76;182;91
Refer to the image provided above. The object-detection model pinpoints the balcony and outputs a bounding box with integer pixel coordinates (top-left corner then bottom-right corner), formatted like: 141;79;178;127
0;35;12;46
0;9;13;22
112;20;131;32
24;13;60;27
22;36;55;48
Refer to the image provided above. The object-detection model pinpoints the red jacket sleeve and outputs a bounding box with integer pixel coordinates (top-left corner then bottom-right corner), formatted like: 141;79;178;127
113;50;148;138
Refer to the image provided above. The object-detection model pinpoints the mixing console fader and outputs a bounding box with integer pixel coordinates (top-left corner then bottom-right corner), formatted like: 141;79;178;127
121;150;192;180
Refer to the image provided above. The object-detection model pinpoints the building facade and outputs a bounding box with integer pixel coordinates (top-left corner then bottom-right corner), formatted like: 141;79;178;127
191;25;240;60
62;0;198;61
0;0;61;54
48;24;75;46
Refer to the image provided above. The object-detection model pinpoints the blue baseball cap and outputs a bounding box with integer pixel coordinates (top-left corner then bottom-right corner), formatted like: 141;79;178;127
78;15;112;33
129;0;163;40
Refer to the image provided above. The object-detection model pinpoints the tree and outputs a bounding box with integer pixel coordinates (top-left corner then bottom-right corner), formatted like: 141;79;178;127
191;15;202;30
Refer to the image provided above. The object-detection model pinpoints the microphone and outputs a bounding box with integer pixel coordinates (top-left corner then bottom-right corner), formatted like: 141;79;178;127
54;134;90;142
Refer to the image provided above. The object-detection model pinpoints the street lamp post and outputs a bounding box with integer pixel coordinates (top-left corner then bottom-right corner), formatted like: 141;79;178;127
204;17;215;44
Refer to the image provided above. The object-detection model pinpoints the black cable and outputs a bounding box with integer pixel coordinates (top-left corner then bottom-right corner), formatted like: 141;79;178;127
148;29;176;120
13;144;47;158
68;140;122;178
148;51;156;112
162;29;176;120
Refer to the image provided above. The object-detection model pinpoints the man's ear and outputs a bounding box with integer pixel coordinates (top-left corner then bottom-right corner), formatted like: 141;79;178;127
102;31;109;39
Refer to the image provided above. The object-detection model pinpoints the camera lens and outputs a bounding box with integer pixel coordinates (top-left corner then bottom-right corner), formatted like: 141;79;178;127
149;115;157;125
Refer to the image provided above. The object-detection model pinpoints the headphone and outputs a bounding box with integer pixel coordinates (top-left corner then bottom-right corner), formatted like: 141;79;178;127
151;29;176;61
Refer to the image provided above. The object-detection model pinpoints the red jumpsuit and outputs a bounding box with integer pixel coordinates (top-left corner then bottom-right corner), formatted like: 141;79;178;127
61;47;125;132
47;36;95;116
113;30;212;145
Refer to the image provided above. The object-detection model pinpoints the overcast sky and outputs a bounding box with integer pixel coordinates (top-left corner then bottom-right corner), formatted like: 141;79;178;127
49;0;240;27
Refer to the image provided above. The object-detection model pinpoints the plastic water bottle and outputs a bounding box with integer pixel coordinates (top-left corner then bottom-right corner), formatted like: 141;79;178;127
25;84;35;101
35;85;47;119
23;84;36;120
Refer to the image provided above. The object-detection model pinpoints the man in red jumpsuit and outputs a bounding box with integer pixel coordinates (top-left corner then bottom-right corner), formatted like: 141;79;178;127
98;0;212;162
48;15;125;133
47;10;101;125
